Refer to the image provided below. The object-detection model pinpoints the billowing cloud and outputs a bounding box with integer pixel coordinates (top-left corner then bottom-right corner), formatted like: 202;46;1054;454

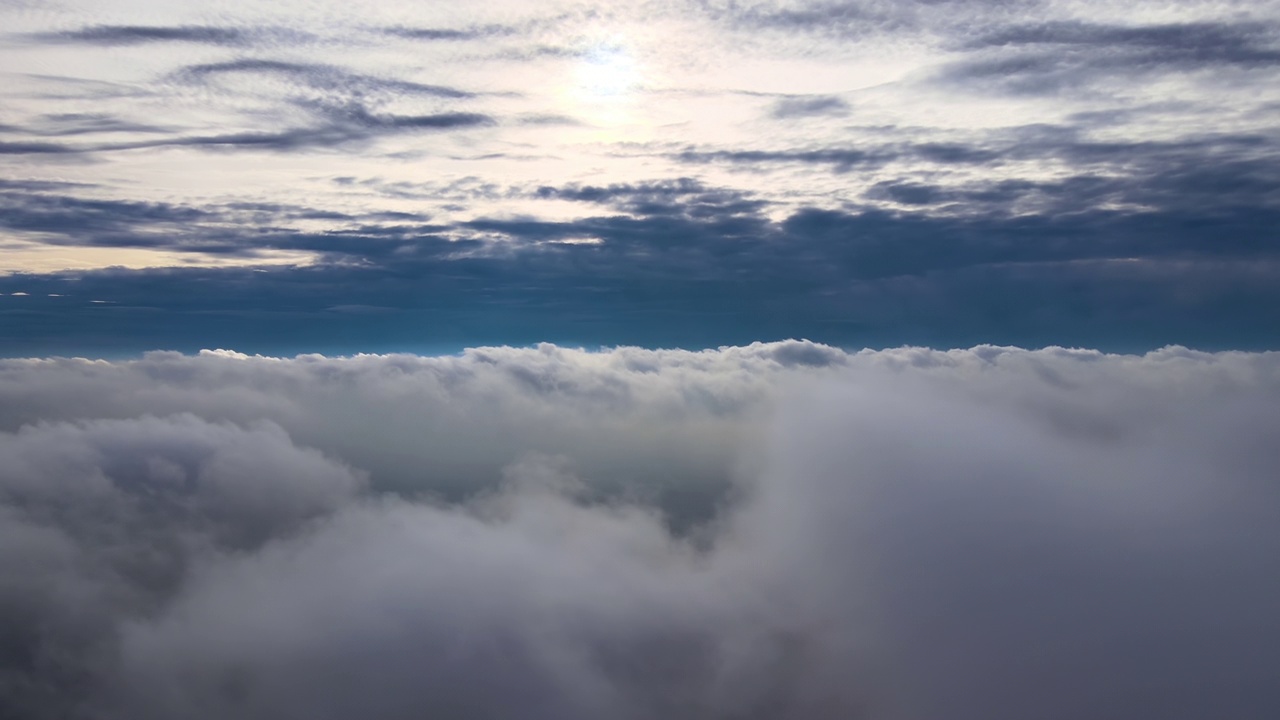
0;342;1278;718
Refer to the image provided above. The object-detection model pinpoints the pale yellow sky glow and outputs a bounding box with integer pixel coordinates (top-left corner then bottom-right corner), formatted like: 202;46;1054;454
0;238;318;274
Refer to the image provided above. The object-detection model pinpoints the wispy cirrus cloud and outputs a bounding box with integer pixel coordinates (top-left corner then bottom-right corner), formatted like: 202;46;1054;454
381;23;520;41
936;20;1280;94
173;58;480;99
960;20;1280;66
106;110;495;153
31;24;252;46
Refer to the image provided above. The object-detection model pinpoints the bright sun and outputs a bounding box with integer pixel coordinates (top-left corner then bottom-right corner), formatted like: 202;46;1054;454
563;37;645;131
573;42;640;100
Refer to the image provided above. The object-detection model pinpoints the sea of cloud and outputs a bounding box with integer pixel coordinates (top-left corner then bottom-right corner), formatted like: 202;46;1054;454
0;340;1277;719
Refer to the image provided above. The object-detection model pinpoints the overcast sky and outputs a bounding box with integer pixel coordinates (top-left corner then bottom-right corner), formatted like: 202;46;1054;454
2;0;1278;353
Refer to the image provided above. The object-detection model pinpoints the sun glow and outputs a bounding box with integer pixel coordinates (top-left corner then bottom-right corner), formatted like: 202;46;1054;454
574;41;639;99
561;37;644;134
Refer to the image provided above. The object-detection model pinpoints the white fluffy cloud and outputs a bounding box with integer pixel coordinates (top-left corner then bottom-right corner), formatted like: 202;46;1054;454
0;341;1278;719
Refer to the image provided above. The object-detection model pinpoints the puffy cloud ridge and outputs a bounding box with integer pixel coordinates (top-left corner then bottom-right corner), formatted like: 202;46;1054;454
0;341;1278;719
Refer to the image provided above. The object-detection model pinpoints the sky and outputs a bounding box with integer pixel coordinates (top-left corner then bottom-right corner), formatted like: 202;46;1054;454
1;0;1277;355
3;3;1280;718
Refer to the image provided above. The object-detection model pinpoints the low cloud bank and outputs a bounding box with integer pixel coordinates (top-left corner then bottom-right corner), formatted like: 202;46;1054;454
0;342;1278;719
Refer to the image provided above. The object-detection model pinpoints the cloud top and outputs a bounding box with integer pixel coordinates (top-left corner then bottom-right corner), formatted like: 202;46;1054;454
0;342;1278;718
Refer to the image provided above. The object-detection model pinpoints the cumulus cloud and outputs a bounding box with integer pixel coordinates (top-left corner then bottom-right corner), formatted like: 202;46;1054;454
0;342;1278;718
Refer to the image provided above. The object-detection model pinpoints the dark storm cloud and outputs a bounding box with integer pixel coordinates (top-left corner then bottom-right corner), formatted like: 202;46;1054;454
0;345;1277;718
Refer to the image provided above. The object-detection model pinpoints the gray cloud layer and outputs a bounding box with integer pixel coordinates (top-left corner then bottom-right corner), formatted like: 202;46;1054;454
1;342;1278;718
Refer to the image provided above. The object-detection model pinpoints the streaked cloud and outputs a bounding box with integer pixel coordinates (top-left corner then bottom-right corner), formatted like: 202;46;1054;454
32;24;251;46
0;0;1275;351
